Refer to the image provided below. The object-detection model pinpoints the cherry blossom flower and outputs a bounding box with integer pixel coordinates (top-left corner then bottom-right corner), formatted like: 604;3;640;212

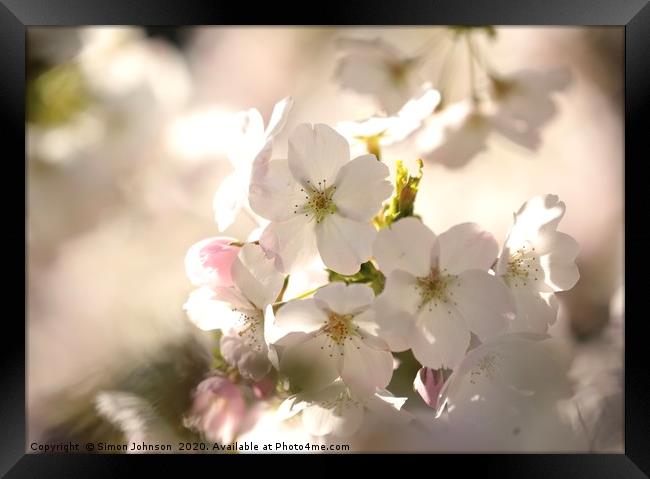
336;87;440;156
496;194;580;333
416;68;570;169
271;283;393;396
434;333;580;451
335;37;425;115
250;123;392;275
489;67;571;144
184;244;285;380
278;380;410;438
184;236;239;289
212;97;293;231
184;375;247;445
372;217;515;370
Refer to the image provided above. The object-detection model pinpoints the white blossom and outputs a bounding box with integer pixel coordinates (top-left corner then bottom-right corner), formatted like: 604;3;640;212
373;217;515;370
496;194;579;333
335;37;424;115
250;123;392;275
213;97;293;231
271;283;393;396
183;244;285;380
278;380;410;438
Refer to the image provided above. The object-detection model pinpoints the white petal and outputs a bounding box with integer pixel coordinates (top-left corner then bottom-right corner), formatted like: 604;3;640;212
505;195;566;250
371;296;416;352
341;336;393;397
232;243;285;309
249;155;304;222
437;223;498;274
507;289;559;334
373;217;438;277
183;287;250;331
315;214;376;275
288;123;350;187
335;38;416;115
366;389;412;424
264;96;293;139
539;232;580;291
260;214;319;274
380;269;422;315
302;397;364;437
280;333;342;393
273;298;328;337
314;282;375;315
411;303;471;370
332;154;392;221
226;108;265;167
276;395;308;420
212;170;247;232
449;270;514;341
419;105;492;169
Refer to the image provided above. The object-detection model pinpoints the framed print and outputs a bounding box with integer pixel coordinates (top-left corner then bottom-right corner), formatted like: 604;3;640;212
3;0;649;475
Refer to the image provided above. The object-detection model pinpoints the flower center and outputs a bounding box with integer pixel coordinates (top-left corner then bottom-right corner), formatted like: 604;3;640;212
295;179;337;224
321;312;357;346
233;309;264;352
415;269;457;311
505;245;540;288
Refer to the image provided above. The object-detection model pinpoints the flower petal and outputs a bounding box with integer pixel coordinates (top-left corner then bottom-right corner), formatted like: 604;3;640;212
184;237;239;288
302;396;364;437
260;214;319;274
332;154;392;221
226;108;265;167
212;170;247;232
232;243;285;309
449;270;514;341
183;287;250;331
273;298;328;337
264;96;293;139
315;214;376;275
539;232;580;291
314;282;375;315
280;333;342;393
365;389;412;424
505;194;566;250
379;269;421;315
373;217;438;277
437;223;498;274
249;156;304;222
411;303;471;370
507;288;559;334
370;294;416;352
288;123;350;187
341;336;393;397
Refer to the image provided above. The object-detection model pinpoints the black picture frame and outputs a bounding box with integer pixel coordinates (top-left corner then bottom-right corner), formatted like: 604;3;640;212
4;0;649;475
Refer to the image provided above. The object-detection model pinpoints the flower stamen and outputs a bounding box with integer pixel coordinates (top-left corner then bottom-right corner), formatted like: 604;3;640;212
296;179;337;223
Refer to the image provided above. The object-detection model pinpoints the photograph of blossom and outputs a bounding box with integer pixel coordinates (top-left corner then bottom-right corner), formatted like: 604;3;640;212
27;26;623;453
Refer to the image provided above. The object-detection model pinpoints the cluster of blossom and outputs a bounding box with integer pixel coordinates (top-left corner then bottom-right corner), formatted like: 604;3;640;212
181;87;580;443
334;30;570;168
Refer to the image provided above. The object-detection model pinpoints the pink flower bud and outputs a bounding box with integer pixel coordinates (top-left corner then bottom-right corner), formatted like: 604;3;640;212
414;367;447;409
185;376;246;445
184;237;239;288
251;375;276;400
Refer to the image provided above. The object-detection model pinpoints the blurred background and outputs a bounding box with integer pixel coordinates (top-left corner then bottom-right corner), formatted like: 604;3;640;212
27;27;623;452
